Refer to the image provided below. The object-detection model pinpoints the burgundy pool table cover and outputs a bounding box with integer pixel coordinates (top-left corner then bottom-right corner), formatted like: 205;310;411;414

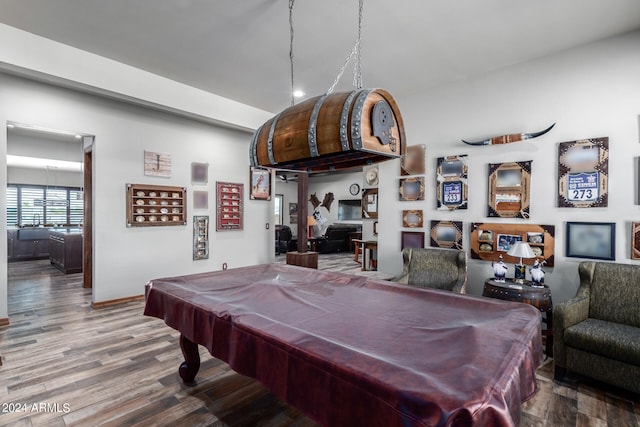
144;263;542;427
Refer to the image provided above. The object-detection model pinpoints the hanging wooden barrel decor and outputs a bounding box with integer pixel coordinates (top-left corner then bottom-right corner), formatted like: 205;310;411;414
250;88;406;172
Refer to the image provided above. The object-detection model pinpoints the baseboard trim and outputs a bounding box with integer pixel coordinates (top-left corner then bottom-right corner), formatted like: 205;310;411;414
92;295;144;309
0;317;9;327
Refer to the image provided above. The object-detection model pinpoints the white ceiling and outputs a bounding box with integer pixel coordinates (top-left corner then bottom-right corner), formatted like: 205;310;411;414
1;0;640;114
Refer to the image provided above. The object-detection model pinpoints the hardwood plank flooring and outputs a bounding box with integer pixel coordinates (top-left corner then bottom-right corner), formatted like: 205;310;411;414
1;256;638;426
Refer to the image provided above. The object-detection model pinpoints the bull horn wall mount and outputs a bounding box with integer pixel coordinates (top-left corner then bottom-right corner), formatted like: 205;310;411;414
462;123;555;146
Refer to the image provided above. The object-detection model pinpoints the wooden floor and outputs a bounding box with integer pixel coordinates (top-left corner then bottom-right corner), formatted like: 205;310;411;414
0;256;638;426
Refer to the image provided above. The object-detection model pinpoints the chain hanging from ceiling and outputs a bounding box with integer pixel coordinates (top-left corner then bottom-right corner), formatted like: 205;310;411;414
288;0;365;105
326;0;365;94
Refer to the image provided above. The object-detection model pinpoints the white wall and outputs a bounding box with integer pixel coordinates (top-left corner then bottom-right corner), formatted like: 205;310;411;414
379;31;640;303
0;73;274;319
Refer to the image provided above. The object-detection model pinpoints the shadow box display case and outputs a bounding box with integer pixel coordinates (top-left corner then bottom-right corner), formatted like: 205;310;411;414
126;184;187;227
470;222;555;266
217;182;243;230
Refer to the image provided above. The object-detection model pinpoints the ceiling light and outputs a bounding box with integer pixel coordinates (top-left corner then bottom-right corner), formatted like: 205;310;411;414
293;90;305;98
7;123;15;128
6;155;83;172
75;135;82;139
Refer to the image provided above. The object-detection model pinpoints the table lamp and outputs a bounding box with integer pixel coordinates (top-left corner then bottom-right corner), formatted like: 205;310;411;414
507;242;535;283
307;215;318;238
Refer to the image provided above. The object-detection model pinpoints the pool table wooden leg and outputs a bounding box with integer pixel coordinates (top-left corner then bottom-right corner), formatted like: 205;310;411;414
178;334;200;383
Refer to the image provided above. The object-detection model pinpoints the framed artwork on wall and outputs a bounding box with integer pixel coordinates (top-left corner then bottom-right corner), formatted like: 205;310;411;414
436;155;468;210
470;222;555;266
558;137;609;208
216;182;243;231
401;231;425;250
399;177;425;201
193;216;209;260
430;221;463;249
191;162;209;184
249;167;271;200
566;221;615;260
402;210;423;228
144;150;171;178
632;222;640;260
362;189;378;219
487;160;532;218
193;190;208;210
401;145;426;176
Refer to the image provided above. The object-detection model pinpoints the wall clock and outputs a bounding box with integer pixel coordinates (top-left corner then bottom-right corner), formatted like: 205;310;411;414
349;183;360;196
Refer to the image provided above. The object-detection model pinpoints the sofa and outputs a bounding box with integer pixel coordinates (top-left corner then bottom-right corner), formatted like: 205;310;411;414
394;247;467;294
554;261;640;394
315;224;360;254
275;225;292;255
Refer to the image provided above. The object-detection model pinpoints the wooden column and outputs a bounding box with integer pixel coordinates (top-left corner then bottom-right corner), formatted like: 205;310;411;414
286;172;318;268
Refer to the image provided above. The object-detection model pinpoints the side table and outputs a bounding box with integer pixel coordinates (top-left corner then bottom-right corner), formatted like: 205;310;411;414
483;278;553;358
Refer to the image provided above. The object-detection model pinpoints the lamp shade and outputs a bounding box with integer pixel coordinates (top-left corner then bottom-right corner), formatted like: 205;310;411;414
307;215;318;226
507;242;535;259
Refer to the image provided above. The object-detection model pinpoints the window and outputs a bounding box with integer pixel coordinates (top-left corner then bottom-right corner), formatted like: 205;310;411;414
274;194;283;225
6;186;18;227
6;184;83;227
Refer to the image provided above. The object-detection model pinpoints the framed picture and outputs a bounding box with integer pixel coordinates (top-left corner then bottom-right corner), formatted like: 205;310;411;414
193;216;209;260
470;223;555;266
430;221;463;249
362;189;378;219
401;231;425;250
191;162;209;184
558;137;609;208
632;222;640;260
289;203;298;216
399;177;425;201
193;190;208;210
401;145;426;176
436;154;468;211
496;234;523;252
373;221;378;235
144;150;171;178
566;222;615;260
488;161;532;218
402;210;423;228
249;167;271;200
216;182;243;231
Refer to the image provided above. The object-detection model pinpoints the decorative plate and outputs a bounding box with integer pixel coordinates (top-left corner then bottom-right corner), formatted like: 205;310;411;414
349;183;360;196
365;167;379;186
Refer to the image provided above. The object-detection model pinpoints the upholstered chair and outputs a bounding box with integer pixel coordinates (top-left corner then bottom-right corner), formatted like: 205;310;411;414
394;247;467;294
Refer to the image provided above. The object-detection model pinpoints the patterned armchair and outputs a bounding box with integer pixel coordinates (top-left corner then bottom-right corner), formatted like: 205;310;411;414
554;261;640;394
394;248;467;294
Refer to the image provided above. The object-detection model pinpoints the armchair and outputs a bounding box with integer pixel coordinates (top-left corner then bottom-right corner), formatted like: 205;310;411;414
394;247;467;294
275;225;292;255
554;261;640;394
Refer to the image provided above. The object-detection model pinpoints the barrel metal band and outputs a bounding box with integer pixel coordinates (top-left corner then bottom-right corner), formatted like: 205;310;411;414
308;95;327;158
350;89;372;150
250;124;263;166
267;112;282;165
340;90;358;151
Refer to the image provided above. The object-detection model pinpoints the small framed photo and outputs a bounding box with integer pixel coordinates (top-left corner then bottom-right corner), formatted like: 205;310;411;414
401;231;425;250
496;234;523;252
566;222;615;260
362;189;378;219
402;210;423;228
144;150;171;177
632;222;640;260
249;167;271;200
399;177;425;201
289;203;298;215
430;221;463;249
191;162;209;185
401;145;426;176
193;190;208;210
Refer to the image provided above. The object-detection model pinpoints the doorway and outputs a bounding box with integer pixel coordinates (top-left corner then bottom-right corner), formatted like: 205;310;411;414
5;122;94;317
